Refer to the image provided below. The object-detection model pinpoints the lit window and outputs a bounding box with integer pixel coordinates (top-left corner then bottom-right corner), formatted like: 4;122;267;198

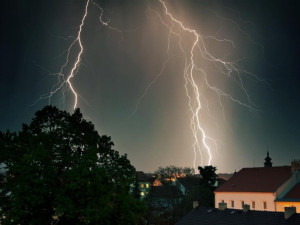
241;201;244;207
146;184;149;188
252;201;255;209
263;201;267;209
141;192;144;196
141;184;144;188
231;201;234;207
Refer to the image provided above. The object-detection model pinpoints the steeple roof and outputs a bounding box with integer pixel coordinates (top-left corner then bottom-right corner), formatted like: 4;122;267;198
264;151;272;167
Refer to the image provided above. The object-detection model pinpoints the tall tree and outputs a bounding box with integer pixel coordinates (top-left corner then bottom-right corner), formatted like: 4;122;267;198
0;106;145;225
198;165;217;187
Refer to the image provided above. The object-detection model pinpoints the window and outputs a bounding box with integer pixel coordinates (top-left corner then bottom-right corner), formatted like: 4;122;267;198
263;201;267;210
141;192;144;196
241;201;244;207
146;183;149;188
140;184;144;188
252;201;255;209
231;201;234;207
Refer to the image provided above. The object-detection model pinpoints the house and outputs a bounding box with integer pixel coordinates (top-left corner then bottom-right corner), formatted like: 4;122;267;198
152;178;163;187
133;171;187;199
135;171;152;198
275;160;300;212
276;183;300;213
214;153;300;212
175;204;300;225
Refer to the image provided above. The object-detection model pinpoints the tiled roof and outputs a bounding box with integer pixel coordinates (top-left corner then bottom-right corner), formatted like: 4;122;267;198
276;183;300;202
215;166;291;193
175;207;300;225
285;183;300;199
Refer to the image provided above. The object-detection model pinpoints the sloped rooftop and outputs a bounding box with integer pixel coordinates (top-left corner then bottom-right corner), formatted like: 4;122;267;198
276;183;300;202
215;166;291;193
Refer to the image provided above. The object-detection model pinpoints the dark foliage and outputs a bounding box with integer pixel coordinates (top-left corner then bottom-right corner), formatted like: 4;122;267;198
133;174;141;199
0;105;145;225
198;165;217;187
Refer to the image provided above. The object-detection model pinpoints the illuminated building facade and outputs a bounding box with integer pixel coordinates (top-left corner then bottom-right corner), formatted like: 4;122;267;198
215;157;300;213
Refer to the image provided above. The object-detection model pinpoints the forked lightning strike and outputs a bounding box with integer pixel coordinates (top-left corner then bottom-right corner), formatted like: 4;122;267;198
147;0;256;168
39;0;90;109
42;0;258;169
40;0;122;109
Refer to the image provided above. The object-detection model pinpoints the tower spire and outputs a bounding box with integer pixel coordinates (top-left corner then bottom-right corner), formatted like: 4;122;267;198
264;147;272;167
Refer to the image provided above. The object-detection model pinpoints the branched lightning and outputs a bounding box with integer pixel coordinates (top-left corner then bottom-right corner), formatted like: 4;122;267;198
38;0;90;109
39;0;124;110
41;0;260;169
134;0;258;168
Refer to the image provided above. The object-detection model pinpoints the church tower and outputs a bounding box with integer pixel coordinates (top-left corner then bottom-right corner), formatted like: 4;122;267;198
264;150;272;167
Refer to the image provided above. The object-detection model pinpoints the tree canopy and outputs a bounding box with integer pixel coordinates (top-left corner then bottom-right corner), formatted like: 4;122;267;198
0;105;145;225
198;165;217;187
154;165;195;180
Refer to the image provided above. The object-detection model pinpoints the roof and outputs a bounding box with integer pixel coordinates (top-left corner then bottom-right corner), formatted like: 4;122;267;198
175;207;300;225
285;183;300;199
217;173;234;181
215;166;291;193
276;183;300;202
136;171;150;182
177;177;201;189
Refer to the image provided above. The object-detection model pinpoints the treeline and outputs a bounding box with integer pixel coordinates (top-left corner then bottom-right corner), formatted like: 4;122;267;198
144;165;217;225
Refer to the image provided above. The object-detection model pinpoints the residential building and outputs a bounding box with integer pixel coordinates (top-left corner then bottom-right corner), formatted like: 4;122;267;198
275;160;300;213
135;171;151;198
214;154;300;212
276;183;300;213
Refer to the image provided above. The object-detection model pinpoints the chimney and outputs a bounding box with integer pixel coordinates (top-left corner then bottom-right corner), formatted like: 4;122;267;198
243;204;250;213
291;160;300;172
193;201;199;209
218;202;227;211
284;207;296;219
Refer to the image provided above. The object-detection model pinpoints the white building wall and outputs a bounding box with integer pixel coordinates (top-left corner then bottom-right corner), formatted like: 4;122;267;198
215;192;276;211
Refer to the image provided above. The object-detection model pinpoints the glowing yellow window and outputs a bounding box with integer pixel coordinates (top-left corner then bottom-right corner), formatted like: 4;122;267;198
141;192;144;196
141;184;144;188
146;184;149;188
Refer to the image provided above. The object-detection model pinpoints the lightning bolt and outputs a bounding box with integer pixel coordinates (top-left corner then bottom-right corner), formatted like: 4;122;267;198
39;0;124;110
133;0;257;169
39;0;90;109
40;0;259;169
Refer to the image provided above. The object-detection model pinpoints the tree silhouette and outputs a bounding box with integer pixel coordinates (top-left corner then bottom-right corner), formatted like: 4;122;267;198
133;174;141;199
198;165;217;187
0;106;145;225
154;165;195;180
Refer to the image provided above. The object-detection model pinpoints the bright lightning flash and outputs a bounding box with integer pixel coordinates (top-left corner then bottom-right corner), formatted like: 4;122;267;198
39;0;122;110
41;0;258;169
140;0;257;168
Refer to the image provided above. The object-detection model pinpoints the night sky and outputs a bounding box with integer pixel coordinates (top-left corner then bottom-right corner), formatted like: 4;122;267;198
1;0;300;173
